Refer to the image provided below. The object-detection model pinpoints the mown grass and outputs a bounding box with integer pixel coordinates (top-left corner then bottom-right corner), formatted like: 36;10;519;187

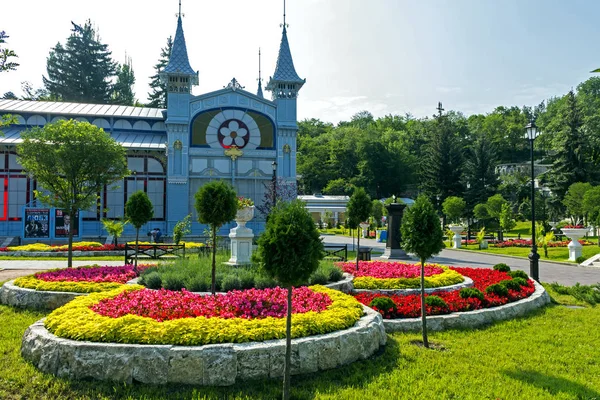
1;282;599;399
459;244;600;263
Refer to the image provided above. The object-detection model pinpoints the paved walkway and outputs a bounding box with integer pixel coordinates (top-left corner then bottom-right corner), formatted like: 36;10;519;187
322;235;600;286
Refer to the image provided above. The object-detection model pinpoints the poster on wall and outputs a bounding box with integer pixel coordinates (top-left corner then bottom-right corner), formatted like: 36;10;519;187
23;209;50;238
54;209;79;238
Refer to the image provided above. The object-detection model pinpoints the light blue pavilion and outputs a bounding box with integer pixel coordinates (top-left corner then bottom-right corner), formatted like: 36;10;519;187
0;7;304;240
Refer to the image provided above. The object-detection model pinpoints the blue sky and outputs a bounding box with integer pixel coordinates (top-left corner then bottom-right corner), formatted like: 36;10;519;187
0;0;597;123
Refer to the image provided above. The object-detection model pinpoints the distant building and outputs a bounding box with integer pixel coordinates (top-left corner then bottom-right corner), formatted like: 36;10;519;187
298;195;349;225
0;5;304;239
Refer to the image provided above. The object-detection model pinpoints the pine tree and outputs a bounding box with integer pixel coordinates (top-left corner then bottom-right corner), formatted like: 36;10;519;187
547;90;588;199
0;31;19;72
112;56;136;105
463;134;499;211
43;21;117;103
420;114;464;213
146;36;172;108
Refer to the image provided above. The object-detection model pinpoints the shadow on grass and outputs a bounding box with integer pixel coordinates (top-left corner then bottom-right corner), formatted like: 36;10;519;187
503;369;600;399
56;337;405;400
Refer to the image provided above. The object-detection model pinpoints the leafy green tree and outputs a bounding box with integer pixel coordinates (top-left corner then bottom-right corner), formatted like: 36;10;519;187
323;178;353;195
536;222;555;258
371;199;384;227
499;203;516;234
546;90;588;199
125;191;154;271
347;187;372;270
18;120;127;267
473;203;491;227
146;36;172;108
583;186;600;245
442;196;466;225
0;31;19;72
400;195;444;348
194;181;238;295
564;182;593;225
173;214;192;245
20;81;51;101
257;200;323;400
101;218;128;246
43;21;117;103
112;56;136;106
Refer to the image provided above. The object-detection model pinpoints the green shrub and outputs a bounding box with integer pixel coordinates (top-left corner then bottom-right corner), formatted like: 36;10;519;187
493;263;511;272
162;274;185;291
369;296;397;313
326;265;344;282
501;279;522;292
254;275;277;289
142;271;162;290
238;270;256;290
184;275;210;292
576;255;586;264
486;283;509;296
424;295;447;308
548;282;600;305
511;277;528;287
459;287;485;301
309;270;329;285
507;270;528;280
222;275;242;292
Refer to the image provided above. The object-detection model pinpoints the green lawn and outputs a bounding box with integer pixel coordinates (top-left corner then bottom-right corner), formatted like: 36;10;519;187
457;244;600;263
1;284;599;399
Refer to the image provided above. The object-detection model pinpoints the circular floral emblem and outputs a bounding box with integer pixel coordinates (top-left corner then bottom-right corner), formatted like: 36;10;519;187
218;119;249;149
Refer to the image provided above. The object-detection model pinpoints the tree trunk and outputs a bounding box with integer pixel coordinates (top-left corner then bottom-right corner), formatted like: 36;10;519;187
211;225;217;295
67;209;74;268
282;285;293;400
356;231;361;271
134;228;139;273
420;259;429;348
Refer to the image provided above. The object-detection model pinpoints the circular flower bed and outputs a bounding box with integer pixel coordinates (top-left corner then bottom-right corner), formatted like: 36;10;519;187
13;264;151;293
355;267;535;319
336;261;464;290
45;285;364;345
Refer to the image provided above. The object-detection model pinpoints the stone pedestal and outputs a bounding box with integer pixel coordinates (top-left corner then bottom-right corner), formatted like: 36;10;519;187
227;207;254;265
381;203;410;260
449;226;463;249
360;222;370;239
562;228;588;262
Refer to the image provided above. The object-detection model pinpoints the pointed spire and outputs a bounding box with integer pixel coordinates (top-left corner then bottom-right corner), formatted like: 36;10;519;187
161;0;198;86
266;0;305;99
257;48;264;98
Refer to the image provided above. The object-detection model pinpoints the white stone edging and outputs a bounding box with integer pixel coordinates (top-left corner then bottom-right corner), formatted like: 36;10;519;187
351;276;473;296
21;306;386;386
382;280;550;332
0;280;85;310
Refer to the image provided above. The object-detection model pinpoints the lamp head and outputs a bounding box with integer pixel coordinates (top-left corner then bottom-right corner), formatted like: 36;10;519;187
525;121;539;141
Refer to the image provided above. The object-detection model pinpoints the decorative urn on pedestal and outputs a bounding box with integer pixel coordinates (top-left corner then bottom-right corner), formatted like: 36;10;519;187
561;226;588;262
227;198;255;265
449;225;464;249
359;222;370;239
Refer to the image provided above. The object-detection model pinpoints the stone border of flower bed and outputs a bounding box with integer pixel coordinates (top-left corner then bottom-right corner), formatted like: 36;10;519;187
21;306;386;386
350;276;474;296
382;280;550;332
0;280;85;310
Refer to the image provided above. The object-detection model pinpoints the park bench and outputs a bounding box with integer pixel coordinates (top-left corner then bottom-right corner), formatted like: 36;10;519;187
124;243;186;264
323;244;348;261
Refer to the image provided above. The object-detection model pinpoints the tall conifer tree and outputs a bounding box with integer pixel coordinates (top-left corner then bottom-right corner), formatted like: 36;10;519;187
547;90;588;199
43;21;117;103
463;134;499;211
112;56;136;105
146;36;173;108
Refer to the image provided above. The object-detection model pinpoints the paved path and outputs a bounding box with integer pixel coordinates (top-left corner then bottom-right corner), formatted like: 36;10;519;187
321;235;600;286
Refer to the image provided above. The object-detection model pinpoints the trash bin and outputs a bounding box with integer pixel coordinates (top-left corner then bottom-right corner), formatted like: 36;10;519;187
357;247;372;261
379;230;387;243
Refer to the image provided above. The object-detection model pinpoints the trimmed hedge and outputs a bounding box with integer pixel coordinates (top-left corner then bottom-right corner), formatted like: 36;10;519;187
13;276;125;293
352;266;464;290
44;285;364;346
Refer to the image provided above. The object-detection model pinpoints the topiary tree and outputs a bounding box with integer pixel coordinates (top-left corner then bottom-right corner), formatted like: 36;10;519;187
347;187;372;270
442;196;466;225
125;191;154;271
173;214;192;245
400;195;444;349
257;199;323;400
194;181;238;295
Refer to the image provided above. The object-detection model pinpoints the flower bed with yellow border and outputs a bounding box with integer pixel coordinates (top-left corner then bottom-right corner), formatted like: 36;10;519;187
350;265;464;290
45;285;364;345
13;276;125;293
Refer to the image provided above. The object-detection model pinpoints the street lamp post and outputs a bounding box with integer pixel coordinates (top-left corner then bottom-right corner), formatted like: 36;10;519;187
271;161;278;206
526;121;540;282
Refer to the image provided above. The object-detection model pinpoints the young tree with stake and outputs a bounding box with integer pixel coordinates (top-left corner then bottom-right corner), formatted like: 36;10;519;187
347;187;372;270
125;191;153;271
